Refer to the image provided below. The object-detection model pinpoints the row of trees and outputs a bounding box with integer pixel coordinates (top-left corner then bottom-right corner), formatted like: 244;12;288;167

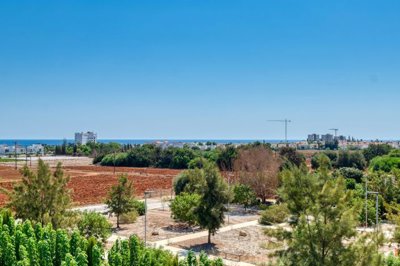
98;143;240;170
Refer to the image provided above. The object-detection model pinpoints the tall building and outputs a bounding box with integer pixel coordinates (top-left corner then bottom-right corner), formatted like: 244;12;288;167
307;133;320;142
75;131;97;145
321;134;334;143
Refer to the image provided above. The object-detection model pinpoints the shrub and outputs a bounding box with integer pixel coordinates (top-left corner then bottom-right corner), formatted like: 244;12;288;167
259;204;289;225
119;210;138;224
132;200;145;216
77;212;112;242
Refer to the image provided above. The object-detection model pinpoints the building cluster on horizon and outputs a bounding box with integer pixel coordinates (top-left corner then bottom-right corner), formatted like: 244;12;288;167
0;144;44;156
268;132;400;150
307;133;348;143
151;140;219;150
74;131;97;145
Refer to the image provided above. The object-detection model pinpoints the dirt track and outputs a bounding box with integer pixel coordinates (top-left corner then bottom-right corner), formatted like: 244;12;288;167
0;163;181;206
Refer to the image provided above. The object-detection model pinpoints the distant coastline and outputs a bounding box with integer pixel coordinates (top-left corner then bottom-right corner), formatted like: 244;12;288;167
0;139;301;146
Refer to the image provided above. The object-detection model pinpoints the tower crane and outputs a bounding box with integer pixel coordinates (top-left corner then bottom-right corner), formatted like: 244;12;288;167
268;119;292;145
329;128;339;138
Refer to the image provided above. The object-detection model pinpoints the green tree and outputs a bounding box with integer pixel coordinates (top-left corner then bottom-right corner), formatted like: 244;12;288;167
278;167;383;266
195;163;229;244
9;160;71;228
336;151;366;170
216;145;237;171
77;212;112;242
106;175;136;229
363;144;392;163
233;184;256;210
279;147;306;168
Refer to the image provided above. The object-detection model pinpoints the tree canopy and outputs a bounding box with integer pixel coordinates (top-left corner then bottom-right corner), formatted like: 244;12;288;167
8;159;71;228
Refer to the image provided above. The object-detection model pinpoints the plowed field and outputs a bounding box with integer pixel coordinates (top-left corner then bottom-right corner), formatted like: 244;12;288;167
0;164;181;206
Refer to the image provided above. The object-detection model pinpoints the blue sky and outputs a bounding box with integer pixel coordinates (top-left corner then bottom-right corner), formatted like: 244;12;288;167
1;1;399;140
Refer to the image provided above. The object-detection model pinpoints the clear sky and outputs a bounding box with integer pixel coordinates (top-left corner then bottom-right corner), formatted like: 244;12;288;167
1;1;399;140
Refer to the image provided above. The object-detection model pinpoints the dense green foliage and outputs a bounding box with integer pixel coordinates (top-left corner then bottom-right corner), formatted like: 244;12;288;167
279;147;306;168
98;143;240;170
8;160;71;228
77;212;111;243
336;150;366;170
311;150;366;170
170;193;201;226
0;211;103;266
334;167;364;183
195;163;229;244
370;151;400;172
363;144;393;163
232;184;257;210
0;210;222;266
108;235;223;266
277;166;384;266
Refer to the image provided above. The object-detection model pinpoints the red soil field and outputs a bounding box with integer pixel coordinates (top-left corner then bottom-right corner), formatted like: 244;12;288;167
0;165;182;206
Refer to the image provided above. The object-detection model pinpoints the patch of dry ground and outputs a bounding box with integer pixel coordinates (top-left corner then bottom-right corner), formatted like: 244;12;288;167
171;226;275;264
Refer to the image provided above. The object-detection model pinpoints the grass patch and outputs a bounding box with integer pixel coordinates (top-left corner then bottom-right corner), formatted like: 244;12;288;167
0;158;19;162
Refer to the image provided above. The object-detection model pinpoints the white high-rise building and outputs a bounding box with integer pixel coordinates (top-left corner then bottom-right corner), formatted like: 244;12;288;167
75;131;97;145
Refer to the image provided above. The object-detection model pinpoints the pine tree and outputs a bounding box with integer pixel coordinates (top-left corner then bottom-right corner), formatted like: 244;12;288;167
9;160;71;228
106;175;136;229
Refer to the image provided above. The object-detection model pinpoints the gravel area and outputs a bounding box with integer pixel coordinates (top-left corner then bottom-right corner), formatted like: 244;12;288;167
172;225;280;265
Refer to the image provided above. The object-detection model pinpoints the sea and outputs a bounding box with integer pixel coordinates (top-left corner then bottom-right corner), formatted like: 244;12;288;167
0;139;300;146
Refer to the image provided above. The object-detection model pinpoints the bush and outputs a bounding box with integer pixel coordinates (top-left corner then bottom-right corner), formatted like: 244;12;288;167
259;204;289;225
77;212;112;242
170;192;201;226
120;210;139;224
132;200;145;216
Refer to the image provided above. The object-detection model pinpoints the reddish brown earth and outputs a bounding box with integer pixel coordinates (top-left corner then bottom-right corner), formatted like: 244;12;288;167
0;165;181;206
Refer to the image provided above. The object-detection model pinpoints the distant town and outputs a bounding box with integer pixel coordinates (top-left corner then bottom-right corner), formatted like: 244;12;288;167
1;130;400;156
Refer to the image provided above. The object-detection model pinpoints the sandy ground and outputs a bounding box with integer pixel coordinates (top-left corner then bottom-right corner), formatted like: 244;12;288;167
171;225;276;265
